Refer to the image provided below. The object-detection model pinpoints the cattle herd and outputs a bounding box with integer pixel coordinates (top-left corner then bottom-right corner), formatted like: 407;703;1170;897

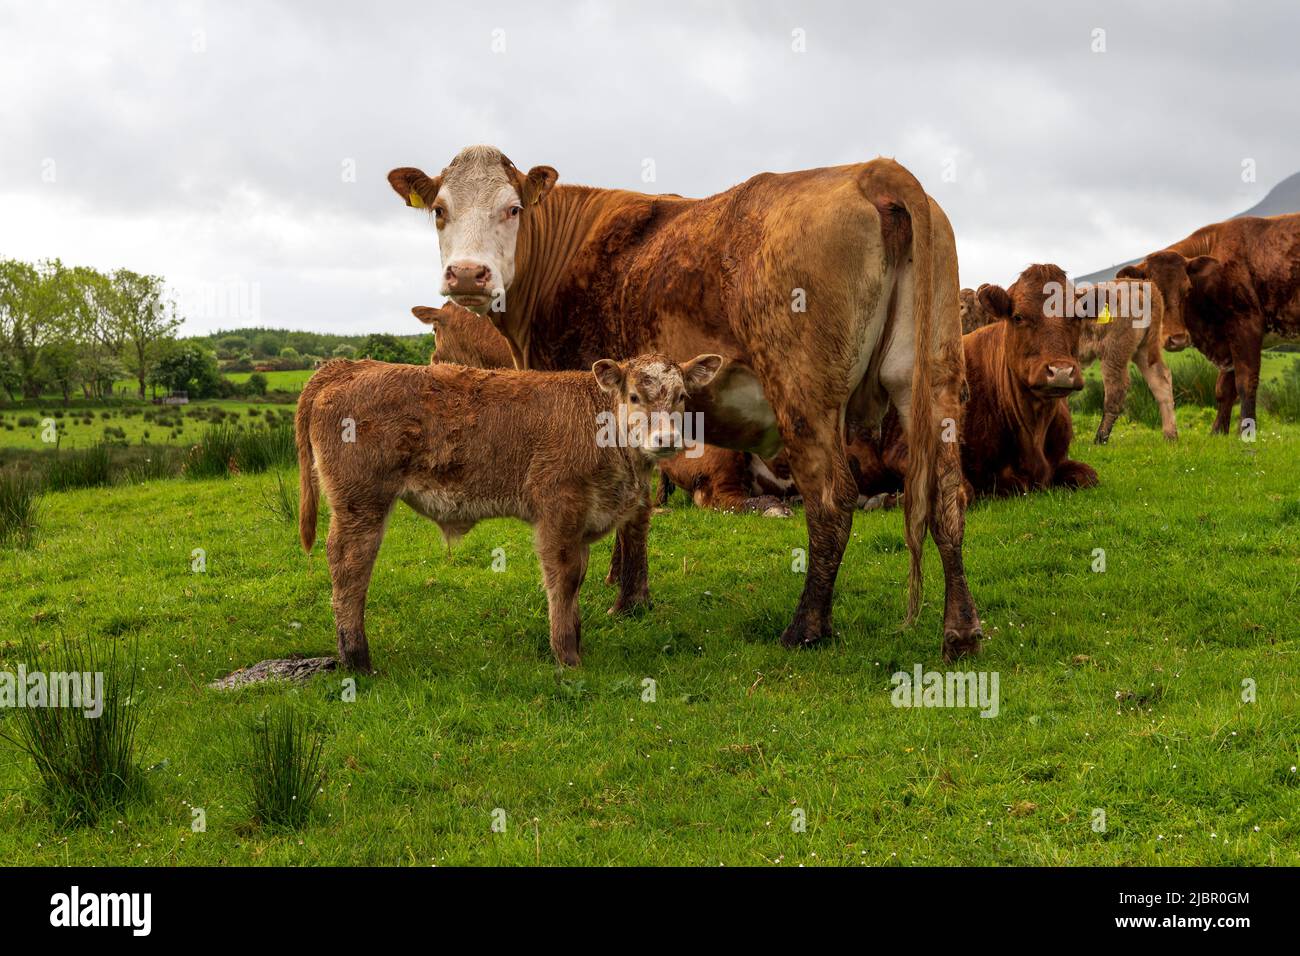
295;145;1300;672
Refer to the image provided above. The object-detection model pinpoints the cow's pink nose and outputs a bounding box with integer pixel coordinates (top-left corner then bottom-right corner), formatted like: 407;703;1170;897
444;262;492;293
1164;333;1190;351
1046;364;1078;389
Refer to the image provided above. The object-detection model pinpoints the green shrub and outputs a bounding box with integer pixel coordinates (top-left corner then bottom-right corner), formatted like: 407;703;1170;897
0;470;40;548
1260;360;1300;424
45;444;113;492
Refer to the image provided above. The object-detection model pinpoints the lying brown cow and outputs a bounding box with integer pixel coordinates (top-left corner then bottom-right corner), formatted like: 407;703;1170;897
1118;212;1300;435
855;264;1099;497
413;303;514;368
389;145;980;658
297;352;721;670
1074;277;1175;443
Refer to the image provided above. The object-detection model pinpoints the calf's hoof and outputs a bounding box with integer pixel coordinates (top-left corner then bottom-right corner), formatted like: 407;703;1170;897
337;649;373;674
942;625;983;662
1093;431;1110;445
553;649;582;668
608;592;651;616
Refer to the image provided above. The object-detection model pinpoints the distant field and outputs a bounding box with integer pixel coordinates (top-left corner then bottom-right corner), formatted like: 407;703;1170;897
223;368;314;390
0;402;292;453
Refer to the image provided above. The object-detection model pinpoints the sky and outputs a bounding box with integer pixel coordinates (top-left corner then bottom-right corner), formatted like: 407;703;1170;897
2;0;1298;336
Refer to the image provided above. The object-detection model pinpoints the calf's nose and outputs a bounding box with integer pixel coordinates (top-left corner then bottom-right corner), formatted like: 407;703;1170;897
1164;333;1190;351
444;261;492;293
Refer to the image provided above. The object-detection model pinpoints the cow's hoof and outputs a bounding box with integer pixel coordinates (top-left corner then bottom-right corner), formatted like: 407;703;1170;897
553;651;582;668
779;615;830;649
1093;432;1110;445
1163;431;1179;442
337;652;373;675
608;594;651;616
942;626;983;662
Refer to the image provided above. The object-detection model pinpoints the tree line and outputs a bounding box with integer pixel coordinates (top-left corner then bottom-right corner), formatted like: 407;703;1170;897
0;259;180;402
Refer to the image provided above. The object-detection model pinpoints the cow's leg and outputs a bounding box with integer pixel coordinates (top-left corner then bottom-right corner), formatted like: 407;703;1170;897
777;414;857;648
325;500;394;673
604;532;622;586
1047;407;1099;489
1095;354;1130;444
1135;350;1178;440
536;525;589;667
1211;367;1237;435
610;496;651;614
1229;335;1262;436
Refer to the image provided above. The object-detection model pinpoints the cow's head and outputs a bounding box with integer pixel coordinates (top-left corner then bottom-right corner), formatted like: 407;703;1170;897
592;353;723;461
978;264;1085;397
1116;250;1211;351
389;145;558;314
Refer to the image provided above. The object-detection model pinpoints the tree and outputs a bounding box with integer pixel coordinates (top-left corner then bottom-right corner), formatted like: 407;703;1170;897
150;341;221;398
246;371;268;396
110;268;182;398
359;333;429;365
0;258;70;398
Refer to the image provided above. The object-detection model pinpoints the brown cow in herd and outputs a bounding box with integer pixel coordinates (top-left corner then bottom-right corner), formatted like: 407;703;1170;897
1118;212;1300;435
854;264;1100;498
413;303;514;368
388;145;982;658
297;351;723;670
959;285;994;334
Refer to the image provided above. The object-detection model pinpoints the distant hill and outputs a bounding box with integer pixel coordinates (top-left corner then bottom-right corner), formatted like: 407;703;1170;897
1076;171;1300;284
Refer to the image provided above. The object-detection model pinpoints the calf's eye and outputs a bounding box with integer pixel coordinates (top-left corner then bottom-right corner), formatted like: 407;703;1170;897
629;394;640;404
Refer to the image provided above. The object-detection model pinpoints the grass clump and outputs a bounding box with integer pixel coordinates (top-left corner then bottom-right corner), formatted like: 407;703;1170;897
246;705;327;831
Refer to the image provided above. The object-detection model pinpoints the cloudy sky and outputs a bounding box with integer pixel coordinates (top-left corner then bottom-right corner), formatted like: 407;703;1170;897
3;0;1298;335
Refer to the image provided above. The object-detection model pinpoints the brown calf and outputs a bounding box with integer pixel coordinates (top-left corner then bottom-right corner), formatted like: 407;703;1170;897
413;304;514;368
297;352;721;670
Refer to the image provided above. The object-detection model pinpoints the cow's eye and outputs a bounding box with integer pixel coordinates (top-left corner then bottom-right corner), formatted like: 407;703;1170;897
508;205;522;218
434;206;445;221
1012;313;1026;324
628;394;640;404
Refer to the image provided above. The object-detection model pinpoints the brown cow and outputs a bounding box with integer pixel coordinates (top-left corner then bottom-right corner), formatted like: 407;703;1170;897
1117;213;1300;435
655;447;793;517
413;303;514;368
388;145;981;658
854;264;1099;497
1074;277;1176;443
959;285;994;334
297;352;722;670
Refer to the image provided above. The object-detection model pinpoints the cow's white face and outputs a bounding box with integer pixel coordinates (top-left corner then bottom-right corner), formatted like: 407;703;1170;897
389;146;557;315
593;353;723;463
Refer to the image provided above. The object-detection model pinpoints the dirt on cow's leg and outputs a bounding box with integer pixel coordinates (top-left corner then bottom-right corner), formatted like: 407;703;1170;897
778;420;856;649
610;499;651;615
325;505;391;673
1211;367;1237;435
1232;342;1262;436
1095;353;1130;444
931;439;983;661
537;529;588;667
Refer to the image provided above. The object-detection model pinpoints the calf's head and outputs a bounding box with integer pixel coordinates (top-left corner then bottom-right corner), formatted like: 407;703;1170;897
978;264;1085;397
592;353;723;461
1117;251;1204;351
389;145;558;313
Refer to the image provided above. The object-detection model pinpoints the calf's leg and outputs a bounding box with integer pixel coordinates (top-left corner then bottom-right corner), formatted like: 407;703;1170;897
1211;367;1237;435
1135;350;1178;440
536;525;589;667
325;501;394;673
610;496;651;614
1095;352;1130;444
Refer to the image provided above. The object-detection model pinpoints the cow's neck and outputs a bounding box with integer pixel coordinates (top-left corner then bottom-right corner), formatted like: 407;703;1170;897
499;185;609;368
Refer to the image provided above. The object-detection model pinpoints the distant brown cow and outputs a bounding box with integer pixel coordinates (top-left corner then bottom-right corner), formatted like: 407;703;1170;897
1074;277;1175;443
959;285;994;333
297;352;722;670
389;145;981;658
1118;213;1300;435
855;264;1099;497
655;447;793;516
413;304;514;368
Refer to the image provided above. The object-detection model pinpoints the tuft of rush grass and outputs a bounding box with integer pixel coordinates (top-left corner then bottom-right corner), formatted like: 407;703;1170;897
0;636;145;827
183;422;296;479
260;471;299;525
1261;359;1300;423
0;409;1296;863
246;705;326;831
44;443;113;492
0;469;40;548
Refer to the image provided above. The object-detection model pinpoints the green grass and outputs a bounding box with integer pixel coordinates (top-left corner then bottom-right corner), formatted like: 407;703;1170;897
223;369;314;391
0;401;1296;864
0;401;294;453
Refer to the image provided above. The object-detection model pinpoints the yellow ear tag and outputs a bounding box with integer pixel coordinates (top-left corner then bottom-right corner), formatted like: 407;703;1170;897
1098;303;1112;324
408;191;425;208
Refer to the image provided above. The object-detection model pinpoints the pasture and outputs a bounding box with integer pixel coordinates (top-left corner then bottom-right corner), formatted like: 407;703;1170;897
0;379;1297;864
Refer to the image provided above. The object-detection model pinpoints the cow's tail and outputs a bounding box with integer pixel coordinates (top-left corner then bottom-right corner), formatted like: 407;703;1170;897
888;168;938;626
296;373;322;553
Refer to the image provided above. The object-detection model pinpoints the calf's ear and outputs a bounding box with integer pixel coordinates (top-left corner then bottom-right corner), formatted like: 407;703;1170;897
977;284;1013;319
388;167;442;209
592;359;624;393
411;306;440;325
521;165;559;206
681;354;724;390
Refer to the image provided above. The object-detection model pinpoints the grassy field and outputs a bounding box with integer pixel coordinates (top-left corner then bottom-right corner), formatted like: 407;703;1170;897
0;394;1297;865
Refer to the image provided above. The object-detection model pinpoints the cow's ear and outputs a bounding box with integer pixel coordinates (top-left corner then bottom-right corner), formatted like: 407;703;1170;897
1115;263;1146;280
977;284;1012;319
411;306;440;325
521;166;558;206
592;359;624;393
388;167;442;209
682;354;724;391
